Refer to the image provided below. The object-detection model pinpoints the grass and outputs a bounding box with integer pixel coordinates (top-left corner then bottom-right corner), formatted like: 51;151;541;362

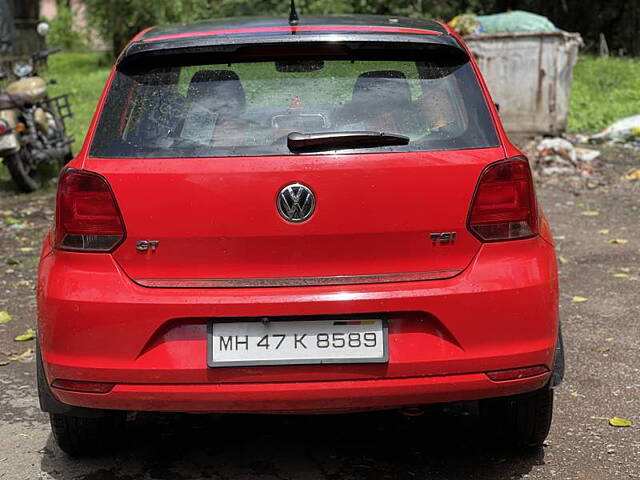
568;55;640;133
47;52;112;149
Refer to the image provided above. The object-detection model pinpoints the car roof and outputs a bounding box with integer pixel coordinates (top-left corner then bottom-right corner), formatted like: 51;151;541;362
119;15;462;66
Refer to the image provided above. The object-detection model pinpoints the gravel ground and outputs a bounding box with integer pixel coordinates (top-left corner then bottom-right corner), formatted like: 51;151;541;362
0;146;638;480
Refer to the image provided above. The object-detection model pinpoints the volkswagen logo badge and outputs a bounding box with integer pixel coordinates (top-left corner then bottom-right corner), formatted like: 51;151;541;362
277;183;316;223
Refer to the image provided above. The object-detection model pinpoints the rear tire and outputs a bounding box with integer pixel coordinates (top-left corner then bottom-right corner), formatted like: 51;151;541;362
4;149;42;192
50;411;126;457
480;384;553;448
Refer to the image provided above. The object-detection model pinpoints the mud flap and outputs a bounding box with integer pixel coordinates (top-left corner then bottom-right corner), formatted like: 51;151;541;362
550;324;565;387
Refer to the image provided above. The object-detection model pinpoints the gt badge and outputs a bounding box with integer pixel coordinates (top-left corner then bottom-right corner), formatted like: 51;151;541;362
136;240;160;252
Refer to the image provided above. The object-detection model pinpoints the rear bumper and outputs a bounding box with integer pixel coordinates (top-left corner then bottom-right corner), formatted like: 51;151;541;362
51;373;551;414
38;235;559;413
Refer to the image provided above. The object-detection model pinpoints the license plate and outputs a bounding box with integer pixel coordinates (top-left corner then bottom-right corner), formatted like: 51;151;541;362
208;319;388;367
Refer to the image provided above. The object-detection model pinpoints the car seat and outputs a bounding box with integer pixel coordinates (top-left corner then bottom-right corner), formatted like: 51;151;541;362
336;70;420;133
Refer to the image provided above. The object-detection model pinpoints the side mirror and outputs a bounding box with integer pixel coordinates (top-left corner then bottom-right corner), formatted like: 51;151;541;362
494;103;500;112
0;72;6;81
37;22;51;37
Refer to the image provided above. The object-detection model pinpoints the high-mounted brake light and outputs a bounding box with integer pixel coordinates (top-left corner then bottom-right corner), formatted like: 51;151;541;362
468;157;538;242
54;169;125;252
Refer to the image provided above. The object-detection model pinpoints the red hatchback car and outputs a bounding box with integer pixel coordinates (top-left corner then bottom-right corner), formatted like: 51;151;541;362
37;14;563;455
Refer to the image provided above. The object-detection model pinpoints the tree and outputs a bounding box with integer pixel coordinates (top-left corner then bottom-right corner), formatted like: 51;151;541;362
84;0;639;57
83;0;212;56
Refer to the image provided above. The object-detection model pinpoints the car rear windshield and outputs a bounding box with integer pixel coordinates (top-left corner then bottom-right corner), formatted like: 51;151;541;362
90;45;499;158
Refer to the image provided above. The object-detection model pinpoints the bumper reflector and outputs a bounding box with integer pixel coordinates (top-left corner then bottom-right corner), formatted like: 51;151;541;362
51;379;115;394
486;365;549;382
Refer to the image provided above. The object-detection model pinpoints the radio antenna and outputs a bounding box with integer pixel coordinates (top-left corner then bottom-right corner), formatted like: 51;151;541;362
289;0;299;26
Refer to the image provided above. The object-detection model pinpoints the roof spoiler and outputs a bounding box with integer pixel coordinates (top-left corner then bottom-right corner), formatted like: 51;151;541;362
118;34;468;70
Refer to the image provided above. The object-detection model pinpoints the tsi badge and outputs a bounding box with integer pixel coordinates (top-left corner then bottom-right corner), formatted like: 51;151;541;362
430;232;456;245
136;240;160;252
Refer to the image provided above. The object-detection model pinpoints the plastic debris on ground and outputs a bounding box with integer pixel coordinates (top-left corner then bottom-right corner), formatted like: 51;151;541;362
535;138;600;176
586;114;640;147
523;137;603;190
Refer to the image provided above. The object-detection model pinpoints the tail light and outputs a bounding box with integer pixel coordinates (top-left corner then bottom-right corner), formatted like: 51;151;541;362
54;169;125;252
468;157;538;242
0;119;8;135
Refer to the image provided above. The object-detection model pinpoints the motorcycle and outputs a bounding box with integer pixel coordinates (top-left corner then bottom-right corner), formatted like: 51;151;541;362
0;24;73;192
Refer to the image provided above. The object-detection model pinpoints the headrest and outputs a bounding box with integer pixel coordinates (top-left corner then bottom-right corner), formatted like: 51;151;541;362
352;71;412;106
187;69;246;112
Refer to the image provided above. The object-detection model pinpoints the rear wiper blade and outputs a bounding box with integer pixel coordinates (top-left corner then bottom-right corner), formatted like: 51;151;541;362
287;131;410;154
